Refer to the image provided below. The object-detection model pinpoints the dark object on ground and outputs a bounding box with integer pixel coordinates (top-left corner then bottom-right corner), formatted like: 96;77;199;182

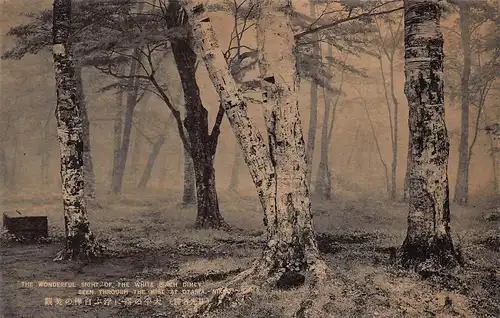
276;271;305;290
485;212;500;222
3;211;48;241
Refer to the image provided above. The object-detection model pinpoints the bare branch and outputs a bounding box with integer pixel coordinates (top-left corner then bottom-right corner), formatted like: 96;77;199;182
295;2;404;40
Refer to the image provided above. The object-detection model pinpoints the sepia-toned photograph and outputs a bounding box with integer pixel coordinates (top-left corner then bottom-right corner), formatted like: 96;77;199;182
0;0;499;317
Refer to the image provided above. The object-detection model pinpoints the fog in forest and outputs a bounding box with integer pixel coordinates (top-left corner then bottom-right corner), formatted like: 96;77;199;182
1;0;499;317
1;0;498;204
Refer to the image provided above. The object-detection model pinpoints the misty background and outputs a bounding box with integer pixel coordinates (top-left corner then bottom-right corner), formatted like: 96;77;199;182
0;0;498;204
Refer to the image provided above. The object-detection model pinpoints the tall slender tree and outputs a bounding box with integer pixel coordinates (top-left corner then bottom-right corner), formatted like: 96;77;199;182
315;44;334;200
315;49;349;201
52;0;102;261
374;11;403;200
443;0;499;205
453;1;471;205
138;135;166;189
305;0;319;187
484;113;500;197
404;134;411;201
111;67;124;190
397;0;461;272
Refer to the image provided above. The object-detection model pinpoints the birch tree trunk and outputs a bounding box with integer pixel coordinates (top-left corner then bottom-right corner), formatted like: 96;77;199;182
190;4;276;233
390;59;399;201
453;2;471;205
110;67;124;192
397;0;461;271
75;65;96;199
138;135;165;189
182;146;196;205
166;2;226;229
305;0;318;187
404;134;411;201
315;44;333;200
256;0;321;276
188;2;330;315
52;0;101;261
130;129;142;184
378;27;401;201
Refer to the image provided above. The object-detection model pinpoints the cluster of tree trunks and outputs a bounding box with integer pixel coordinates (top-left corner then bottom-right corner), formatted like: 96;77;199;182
314;43;334;201
110;47;142;195
47;2;464;310
375;13;403;201
189;0;325;289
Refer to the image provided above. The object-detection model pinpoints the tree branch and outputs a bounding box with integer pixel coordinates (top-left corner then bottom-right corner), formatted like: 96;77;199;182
209;103;226;156
294;4;404;40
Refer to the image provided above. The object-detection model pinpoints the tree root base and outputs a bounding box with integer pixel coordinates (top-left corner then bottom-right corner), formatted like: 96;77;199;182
397;238;463;277
193;258;333;318
53;239;105;262
194;219;231;231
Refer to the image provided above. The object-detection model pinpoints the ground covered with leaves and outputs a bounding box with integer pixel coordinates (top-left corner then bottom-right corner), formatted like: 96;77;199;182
1;189;499;317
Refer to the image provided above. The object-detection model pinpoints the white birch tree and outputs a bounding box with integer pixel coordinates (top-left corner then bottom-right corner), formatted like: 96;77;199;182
397;0;462;273
52;0;102;261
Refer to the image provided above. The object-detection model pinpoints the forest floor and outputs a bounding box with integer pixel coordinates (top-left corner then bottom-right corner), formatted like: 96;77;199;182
1;189;499;318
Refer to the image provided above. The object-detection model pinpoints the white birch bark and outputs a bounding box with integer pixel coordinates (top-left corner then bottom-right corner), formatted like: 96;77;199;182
256;0;319;271
398;0;461;270
52;0;101;261
188;3;276;226
185;1;331;315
